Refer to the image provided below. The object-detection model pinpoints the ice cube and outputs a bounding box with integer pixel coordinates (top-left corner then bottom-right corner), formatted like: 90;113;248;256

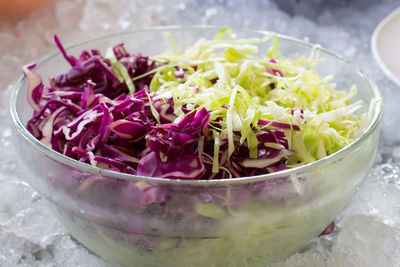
338;164;400;227
327;215;400;267
271;249;326;267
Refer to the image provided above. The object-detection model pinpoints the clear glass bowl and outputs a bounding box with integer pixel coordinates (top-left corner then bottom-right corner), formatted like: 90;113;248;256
10;26;382;267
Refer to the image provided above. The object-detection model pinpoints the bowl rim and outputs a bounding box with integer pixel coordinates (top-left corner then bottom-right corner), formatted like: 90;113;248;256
9;25;383;186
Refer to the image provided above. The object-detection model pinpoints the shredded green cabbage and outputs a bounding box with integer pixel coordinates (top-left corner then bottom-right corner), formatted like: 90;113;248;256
149;28;364;168
106;47;136;94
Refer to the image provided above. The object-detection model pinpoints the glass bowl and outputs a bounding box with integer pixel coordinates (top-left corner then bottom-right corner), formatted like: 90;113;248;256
10;26;382;266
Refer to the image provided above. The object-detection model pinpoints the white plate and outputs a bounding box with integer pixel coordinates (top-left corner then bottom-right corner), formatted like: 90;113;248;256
372;6;400;87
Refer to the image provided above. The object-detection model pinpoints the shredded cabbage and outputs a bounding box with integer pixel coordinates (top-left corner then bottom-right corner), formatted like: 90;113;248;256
24;29;365;179
150;29;364;168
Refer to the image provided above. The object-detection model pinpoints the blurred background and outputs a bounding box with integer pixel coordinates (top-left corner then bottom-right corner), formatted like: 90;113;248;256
0;0;399;266
0;0;394;92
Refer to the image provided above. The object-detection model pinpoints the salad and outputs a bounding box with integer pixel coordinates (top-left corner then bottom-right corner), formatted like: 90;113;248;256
21;28;368;266
24;28;364;180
